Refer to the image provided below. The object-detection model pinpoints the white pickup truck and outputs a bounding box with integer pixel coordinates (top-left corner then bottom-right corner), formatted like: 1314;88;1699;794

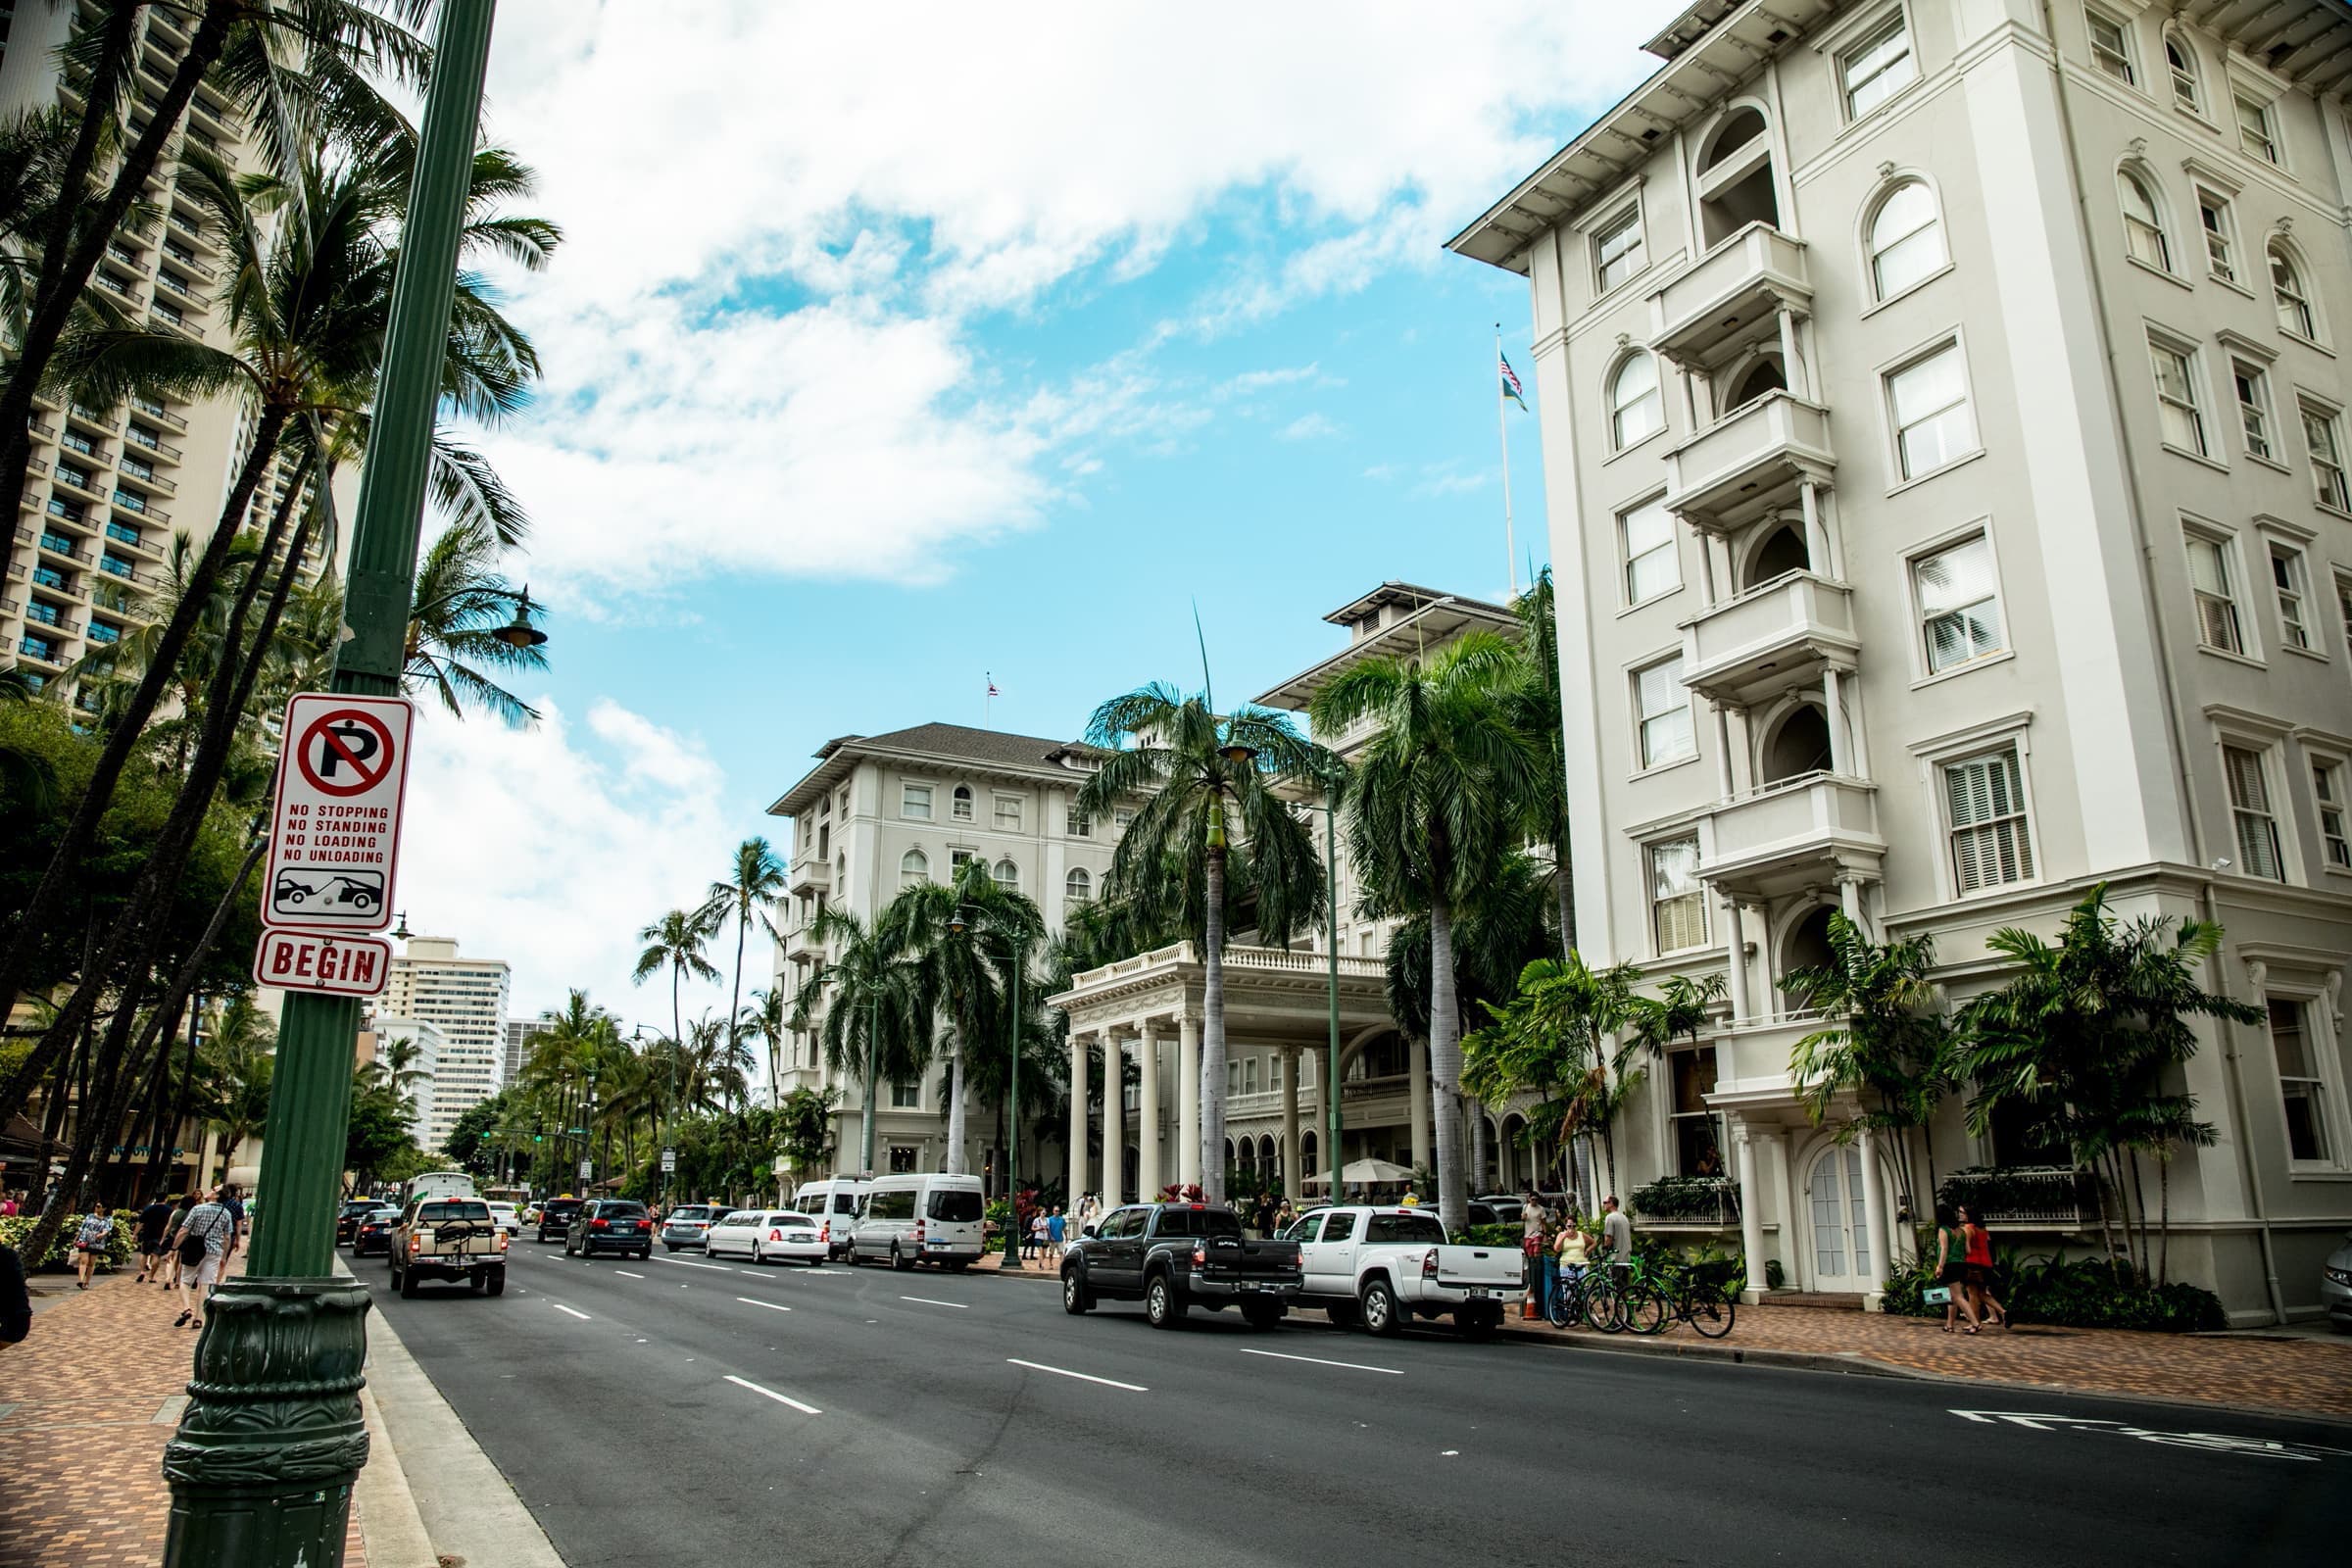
1280;1205;1526;1340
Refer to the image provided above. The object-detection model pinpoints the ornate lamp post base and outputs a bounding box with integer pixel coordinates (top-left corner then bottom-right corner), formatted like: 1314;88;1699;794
162;1278;373;1567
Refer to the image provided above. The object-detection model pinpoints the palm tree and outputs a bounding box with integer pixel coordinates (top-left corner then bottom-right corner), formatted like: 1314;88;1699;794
790;906;925;1170
743;986;789;1108
703;838;787;1107
1076;685;1332;1204
633;908;720;1071
398;513;548;723
201;995;276;1170
884;858;1046;1177
1506;567;1577;955
1311;630;1542;1230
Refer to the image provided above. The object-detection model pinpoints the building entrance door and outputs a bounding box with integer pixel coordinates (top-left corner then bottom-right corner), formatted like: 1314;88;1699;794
1804;1145;1872;1292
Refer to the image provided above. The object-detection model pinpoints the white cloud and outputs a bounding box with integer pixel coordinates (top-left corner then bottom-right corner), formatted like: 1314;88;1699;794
470;1;1664;602
392;700;746;1029
1277;413;1343;442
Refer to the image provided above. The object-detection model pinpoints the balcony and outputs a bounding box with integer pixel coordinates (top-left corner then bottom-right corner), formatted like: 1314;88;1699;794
154;270;208;310
1680;572;1858;708
1631;1176;1741;1229
161;244;213;283
788;858;831;894
26;418;56;441
122;425;183;463
147;305;198;340
38;533;92;564
52;471;108;505
18;640;66;669
1662;391;1836;534
1938;1166;2094;1228
110;493;168;526
105;243;151;277
1648;223;1811;368
106;524;161;560
66;403;118;438
129;397;187;434
1698;771;1883;901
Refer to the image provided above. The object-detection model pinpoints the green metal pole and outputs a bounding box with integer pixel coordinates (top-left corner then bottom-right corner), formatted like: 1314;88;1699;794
1325;785;1343;1200
861;994;878;1173
164;9;498;1566
1002;943;1022;1269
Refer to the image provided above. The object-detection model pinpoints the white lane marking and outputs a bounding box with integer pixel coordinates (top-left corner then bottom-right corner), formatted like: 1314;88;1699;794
1239;1348;1402;1376
724;1374;820;1415
736;1297;793;1313
900;1296;967;1309
613;1270;645;1280
1005;1357;1147;1393
738;1270;771;1278
658;1257;734;1272
552;1303;590;1321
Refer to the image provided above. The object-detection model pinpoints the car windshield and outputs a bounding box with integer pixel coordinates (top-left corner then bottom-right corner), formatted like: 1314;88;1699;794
926;1190;983;1223
601;1203;648;1218
1365;1212;1448;1246
669;1206;712;1222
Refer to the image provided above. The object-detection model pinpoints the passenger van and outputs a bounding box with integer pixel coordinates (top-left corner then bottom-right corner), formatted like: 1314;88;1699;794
849;1173;985;1270
791;1177;870;1260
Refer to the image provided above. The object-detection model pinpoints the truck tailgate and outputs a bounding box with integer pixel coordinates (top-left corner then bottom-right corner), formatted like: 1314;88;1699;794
1199;1236;1301;1281
1430;1245;1524;1291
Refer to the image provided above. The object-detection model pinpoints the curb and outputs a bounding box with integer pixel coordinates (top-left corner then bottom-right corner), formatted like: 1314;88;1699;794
330;1259;439;1568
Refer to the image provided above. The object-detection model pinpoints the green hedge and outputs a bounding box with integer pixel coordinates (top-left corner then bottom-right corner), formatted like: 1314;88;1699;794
0;1210;137;1271
1881;1249;2224;1332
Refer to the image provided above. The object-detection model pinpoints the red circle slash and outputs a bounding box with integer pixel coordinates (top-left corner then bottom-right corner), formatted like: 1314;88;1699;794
294;708;397;798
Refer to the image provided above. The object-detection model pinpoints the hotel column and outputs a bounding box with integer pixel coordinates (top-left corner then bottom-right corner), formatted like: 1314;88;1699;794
1280;1048;1301;1202
1178;1015;1202;1190
1735;1124;1768;1304
1137;1019;1161;1200
1102;1031;1125;1204
1857;1127;1892;1306
1066;1030;1089;1202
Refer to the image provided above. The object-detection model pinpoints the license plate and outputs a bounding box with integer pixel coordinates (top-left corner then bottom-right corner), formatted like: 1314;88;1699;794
1468;1288;1489;1299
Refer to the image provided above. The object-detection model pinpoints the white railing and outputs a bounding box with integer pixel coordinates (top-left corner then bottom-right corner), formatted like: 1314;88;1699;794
1069;941;1387;990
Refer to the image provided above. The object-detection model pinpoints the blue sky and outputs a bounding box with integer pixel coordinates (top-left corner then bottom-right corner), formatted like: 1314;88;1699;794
391;1;1675;1025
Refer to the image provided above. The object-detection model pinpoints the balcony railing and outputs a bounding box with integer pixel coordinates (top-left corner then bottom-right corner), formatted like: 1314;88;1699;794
1662;390;1836;533
161;244;213;282
1632;1176;1741;1228
1938;1166;2095;1228
1699;771;1884;900
122;425;183;461
117;464;175;497
112;492;167;523
1648;222;1811;368
1680;571;1858;708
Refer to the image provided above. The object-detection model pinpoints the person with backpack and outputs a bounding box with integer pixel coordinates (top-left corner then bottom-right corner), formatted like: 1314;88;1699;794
170;1187;236;1329
134;1193;176;1285
0;1243;28;1348
72;1197;114;1289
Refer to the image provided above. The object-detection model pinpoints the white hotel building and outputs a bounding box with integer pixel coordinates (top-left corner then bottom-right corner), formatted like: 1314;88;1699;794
1449;0;2351;1319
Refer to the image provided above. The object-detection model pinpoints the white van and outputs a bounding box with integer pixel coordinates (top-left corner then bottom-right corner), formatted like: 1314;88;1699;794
849;1173;985;1270
791;1177;870;1260
400;1170;476;1207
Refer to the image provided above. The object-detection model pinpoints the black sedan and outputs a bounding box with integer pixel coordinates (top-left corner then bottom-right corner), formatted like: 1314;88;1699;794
535;1198;584;1243
337;1199;381;1245
350;1206;403;1256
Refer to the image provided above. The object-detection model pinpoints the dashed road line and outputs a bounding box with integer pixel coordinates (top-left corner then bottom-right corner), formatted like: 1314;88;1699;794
724;1374;820;1414
901;1296;967;1309
612;1269;646;1279
657;1257;734;1272
552;1303;591;1321
1239;1348;1402;1376
736;1297;793;1313
1005;1357;1146;1393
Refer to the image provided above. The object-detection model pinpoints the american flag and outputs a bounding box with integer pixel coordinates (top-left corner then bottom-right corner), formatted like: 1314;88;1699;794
1498;353;1528;411
987;674;999;698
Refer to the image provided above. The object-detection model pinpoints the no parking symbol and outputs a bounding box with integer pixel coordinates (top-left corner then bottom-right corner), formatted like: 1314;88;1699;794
261;693;416;943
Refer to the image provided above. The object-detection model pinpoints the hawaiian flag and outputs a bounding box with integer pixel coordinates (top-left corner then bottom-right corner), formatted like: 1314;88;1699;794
1498;353;1528;411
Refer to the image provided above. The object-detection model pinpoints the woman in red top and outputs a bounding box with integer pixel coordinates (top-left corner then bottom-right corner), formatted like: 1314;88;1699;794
1958;1204;2010;1330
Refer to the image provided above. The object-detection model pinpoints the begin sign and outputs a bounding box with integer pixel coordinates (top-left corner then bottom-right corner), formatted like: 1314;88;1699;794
254;928;393;997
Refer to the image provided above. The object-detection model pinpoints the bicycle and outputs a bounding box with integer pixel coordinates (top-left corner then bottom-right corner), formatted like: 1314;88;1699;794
1574;1261;1666;1335
1651;1258;1740;1339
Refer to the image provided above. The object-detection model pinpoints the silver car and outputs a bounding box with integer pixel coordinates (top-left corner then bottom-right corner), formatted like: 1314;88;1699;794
2323;1230;2352;1333
660;1203;732;1252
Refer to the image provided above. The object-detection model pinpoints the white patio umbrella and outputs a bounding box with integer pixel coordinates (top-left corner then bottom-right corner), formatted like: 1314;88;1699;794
1341;1157;1414;1184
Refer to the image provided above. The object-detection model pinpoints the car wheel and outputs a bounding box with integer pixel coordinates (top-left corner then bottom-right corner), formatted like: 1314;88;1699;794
468;1273;484;1294
636;1249;649;1260
664;1243;677;1253
1062;1267;1093;1315
399;1265;419;1299
1241;1299;1284;1330
1145;1274;1186;1329
1360;1278;1403;1338
891;1245;914;1273
945;1260;971;1273
486;1271;506;1298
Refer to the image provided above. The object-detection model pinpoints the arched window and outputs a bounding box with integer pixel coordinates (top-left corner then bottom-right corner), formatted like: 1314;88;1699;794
2119;171;2172;272
1695;105;1779;248
951;784;974;821
1065;866;1091;904
1728;355;1788;412
900;848;928;889
1607;352;1664;448
2272;243;2317;340
1866;180;1944;300
994;858;1019;893
2163;30;2201;113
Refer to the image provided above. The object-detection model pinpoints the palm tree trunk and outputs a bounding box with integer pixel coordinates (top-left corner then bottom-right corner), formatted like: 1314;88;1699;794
0;405;290;1111
2158;1154;2173;1287
945;1039;968;1175
1200;842;1229;1205
728;914;748;1086
1427;891;1468;1233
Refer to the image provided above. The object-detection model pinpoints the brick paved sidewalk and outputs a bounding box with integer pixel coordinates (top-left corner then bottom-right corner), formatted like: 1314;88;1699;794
0;1255;369;1568
1501;1297;2352;1418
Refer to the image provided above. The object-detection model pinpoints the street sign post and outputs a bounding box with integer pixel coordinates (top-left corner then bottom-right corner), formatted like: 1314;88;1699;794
662;1148;677;1173
252;930;393;997
578;1159;593;1180
261;693;416;934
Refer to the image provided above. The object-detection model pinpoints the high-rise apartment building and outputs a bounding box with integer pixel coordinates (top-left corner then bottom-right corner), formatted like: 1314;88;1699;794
1451;0;2350;1321
504;1016;549;1090
767;723;1123;1176
377;937;510;1152
0;4;328;705
362;1016;445;1147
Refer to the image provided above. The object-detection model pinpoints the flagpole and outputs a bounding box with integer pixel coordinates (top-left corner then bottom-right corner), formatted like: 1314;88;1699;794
1495;322;1518;600
985;672;993;730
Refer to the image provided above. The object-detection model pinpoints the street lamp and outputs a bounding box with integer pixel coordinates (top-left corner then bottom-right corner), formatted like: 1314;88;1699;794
489;584;548;650
390;909;412;941
951;905;1025;1269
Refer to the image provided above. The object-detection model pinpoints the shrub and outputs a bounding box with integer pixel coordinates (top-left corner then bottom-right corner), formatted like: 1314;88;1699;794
1630;1176;1739;1221
1463;1222;1522;1250
1879;1249;2224;1332
0;1210;136;1271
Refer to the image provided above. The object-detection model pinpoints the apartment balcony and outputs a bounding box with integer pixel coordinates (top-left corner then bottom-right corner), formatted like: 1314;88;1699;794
25;458;48;478
147;305;200;340
122;424;183;464
129;397;187;434
66;403;118;439
154;270;209;311
0;597;16;617
1647;223;1811;369
164;206;216;255
1662;391;1836;534
93;270;139;304
26;418;56;442
1679;571;1858;709
1938;1166;2096;1229
18;640;68;671
51;471;110;507
105;244;151;278
1698;772;1883;901
160;244;214;283
115;463;175;499
187;93;238;145
105;522;162;560
788;858;831;895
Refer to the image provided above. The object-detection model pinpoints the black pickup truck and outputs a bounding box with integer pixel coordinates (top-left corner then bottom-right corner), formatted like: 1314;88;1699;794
1060;1202;1303;1329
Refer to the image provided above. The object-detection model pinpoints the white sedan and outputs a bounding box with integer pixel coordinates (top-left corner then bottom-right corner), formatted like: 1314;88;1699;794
706;1209;828;1266
485;1201;524;1239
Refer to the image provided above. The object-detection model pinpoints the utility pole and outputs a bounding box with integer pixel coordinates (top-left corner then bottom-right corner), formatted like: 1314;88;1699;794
162;8;499;1565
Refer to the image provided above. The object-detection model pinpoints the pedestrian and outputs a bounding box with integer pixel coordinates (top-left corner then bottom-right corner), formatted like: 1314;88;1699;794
171;1187;235;1330
1027;1210;1048;1261
1520;1191;1549;1320
1958;1204;2010;1331
1552;1219;1590;1321
1600;1195;1633;1291
0;1190;18;1217
0;1242;28;1348
1273;1199;1296;1236
219;1182;247;1242
1047;1205;1066;1254
134;1191;176;1284
72;1196;115;1289
1933;1204;1979;1334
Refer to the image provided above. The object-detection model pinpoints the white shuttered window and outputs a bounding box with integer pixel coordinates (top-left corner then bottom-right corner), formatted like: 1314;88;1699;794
1944;748;2034;893
1649;836;1708;953
2224;746;2283;880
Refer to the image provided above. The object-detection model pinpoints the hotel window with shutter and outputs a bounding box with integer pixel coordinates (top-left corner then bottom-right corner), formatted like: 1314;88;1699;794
2271;544;2313;652
2223;745;2284;880
1648;835;1708;954
2269;998;2334;1166
1942;747;2035;894
2185;528;2244;655
2312;760;2350;870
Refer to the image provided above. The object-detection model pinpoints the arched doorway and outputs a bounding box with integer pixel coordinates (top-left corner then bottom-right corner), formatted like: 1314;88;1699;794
1803;1142;1874;1292
1497;1113;1528;1190
1783;904;1837;1010
1697;106;1780;248
1761;703;1833;784
1726;355;1787;413
1746;522;1810;589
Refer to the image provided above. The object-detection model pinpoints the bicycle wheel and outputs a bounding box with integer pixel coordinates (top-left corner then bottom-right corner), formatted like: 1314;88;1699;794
1688;1287;1737;1339
1546;1279;1580;1329
1583;1281;1623;1334
1619;1285;1669;1336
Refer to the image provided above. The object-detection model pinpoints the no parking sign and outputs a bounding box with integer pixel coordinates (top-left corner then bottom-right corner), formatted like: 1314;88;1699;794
259;693;416;965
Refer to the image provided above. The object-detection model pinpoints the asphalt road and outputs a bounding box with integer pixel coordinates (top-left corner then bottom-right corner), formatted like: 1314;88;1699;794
365;1240;2349;1568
